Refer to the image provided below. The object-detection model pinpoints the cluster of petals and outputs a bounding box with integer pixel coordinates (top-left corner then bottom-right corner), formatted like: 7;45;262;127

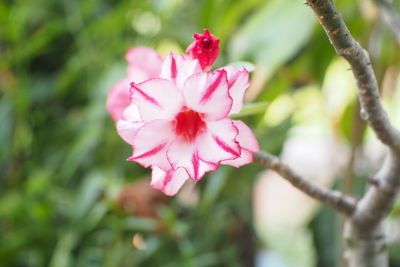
107;30;259;196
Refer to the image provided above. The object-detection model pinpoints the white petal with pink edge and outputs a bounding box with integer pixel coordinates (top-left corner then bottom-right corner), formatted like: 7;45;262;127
130;120;175;171
116;104;143;145
131;78;183;122
221;66;249;114
106;78;131;121
222;148;254;167
160;53;202;88
183;70;232;121
232;120;259;151
121;104;142;121
116;119;143;145
125;47;163;83
166;138;218;181
196;118;241;164
151;167;189;196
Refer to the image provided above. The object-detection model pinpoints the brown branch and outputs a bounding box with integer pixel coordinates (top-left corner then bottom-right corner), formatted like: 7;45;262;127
352;150;400;230
254;151;357;216
307;0;400;228
373;0;400;44
306;0;400;265
307;0;400;151
343;222;387;267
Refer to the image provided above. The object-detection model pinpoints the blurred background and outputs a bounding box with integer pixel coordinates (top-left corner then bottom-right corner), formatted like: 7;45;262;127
1;0;400;266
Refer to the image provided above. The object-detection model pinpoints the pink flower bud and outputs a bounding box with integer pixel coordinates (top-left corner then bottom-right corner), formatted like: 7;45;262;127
186;29;220;70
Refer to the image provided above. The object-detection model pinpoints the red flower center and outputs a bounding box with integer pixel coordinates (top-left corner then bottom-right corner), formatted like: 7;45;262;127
201;38;212;49
174;109;206;142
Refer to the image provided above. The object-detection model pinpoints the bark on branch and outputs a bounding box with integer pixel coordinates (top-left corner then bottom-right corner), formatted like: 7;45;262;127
305;0;400;266
352;150;400;231
307;0;400;151
254;151;357;216
307;0;400;231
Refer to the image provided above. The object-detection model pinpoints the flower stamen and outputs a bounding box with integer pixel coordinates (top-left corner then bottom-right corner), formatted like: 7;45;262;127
174;109;206;142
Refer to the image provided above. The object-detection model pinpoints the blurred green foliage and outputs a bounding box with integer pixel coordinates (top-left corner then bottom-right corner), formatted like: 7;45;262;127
1;0;400;266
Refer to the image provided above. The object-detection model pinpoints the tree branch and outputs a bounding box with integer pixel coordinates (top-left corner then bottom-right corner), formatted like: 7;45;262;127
373;0;400;44
307;0;400;231
307;0;400;151
343;222;387;267
352;150;400;231
305;0;400;265
254;151;357;216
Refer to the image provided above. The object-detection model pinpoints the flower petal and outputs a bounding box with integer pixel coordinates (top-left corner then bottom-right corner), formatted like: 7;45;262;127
106;78;131;121
222;66;249;114
166;139;218;181
117;120;143;145
130;120;175;171
131;78;183;122
160;53;202;88
183;70;232;121
121;104;142;121
116;105;143;145
151;167;189;196
222;148;253;167
221;120;258;167
232;120;259;151
126;47;163;83
196;118;241;164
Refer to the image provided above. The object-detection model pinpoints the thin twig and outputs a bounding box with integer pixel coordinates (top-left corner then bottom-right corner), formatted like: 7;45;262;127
307;0;400;151
373;0;400;44
254;151;357;216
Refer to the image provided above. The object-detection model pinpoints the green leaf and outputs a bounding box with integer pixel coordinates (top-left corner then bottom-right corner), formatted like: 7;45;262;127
49;231;78;267
71;172;105;222
124;217;159;232
230;102;269;119
229;0;315;77
200;166;231;210
228;61;256;72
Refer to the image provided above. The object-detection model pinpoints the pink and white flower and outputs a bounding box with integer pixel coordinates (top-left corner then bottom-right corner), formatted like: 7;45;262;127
117;53;258;195
108;30;259;196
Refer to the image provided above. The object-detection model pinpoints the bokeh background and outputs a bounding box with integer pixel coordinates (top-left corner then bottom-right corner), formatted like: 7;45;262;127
1;0;400;266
